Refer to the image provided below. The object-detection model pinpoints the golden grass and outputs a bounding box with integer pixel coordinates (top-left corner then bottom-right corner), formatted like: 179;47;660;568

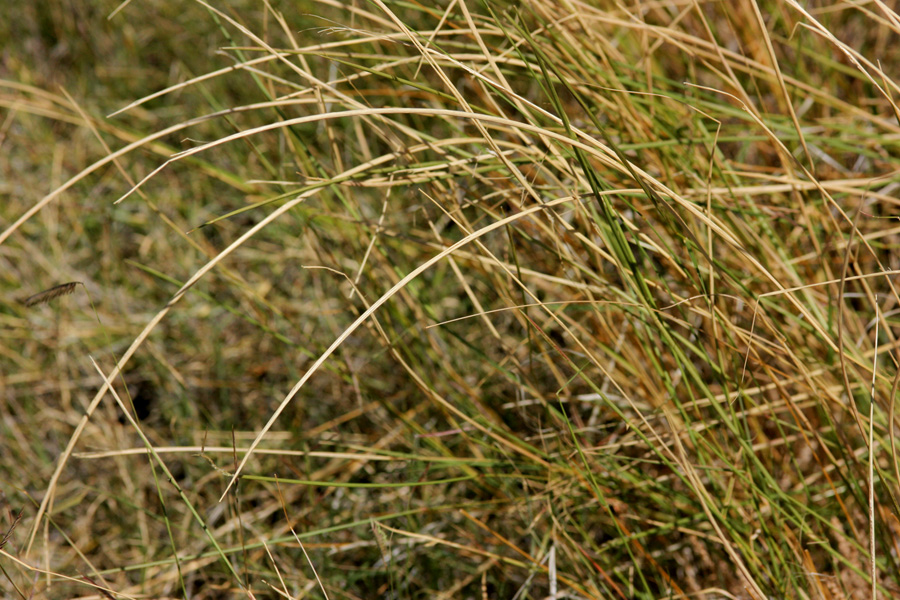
3;0;900;598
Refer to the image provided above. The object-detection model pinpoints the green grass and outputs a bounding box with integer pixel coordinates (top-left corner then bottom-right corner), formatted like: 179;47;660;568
3;1;900;598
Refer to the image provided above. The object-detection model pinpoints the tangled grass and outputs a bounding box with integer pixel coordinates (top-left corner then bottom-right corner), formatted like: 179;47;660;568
3;1;900;598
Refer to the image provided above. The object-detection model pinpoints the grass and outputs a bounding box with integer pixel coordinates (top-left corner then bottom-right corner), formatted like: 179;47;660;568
2;0;900;598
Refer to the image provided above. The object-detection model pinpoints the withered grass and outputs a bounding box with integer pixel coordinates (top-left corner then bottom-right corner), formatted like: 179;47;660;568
2;1;900;598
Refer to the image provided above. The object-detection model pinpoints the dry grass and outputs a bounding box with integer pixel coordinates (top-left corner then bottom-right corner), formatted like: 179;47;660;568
3;0;900;598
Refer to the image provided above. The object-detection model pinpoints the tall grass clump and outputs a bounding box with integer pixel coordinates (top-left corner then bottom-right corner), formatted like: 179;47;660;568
3;0;900;598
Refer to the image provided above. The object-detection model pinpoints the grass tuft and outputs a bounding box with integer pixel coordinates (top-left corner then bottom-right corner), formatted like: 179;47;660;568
3;1;900;598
